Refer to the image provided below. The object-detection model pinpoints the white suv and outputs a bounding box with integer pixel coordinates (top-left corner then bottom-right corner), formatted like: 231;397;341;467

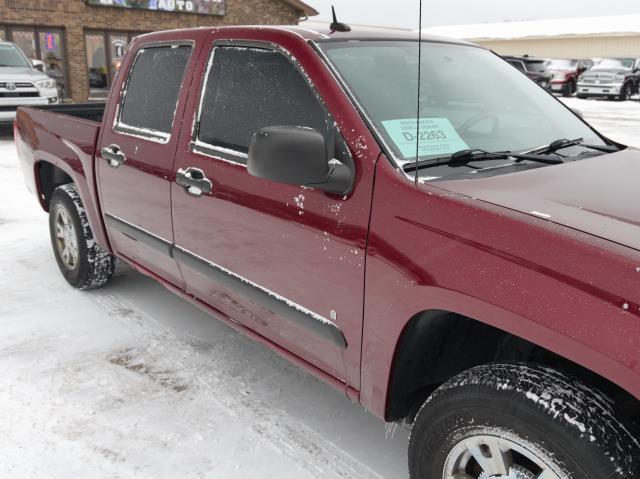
0;41;59;123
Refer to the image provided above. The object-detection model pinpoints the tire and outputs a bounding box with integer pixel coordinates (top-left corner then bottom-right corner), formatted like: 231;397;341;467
618;83;630;101
562;80;575;98
408;363;640;479
49;183;115;289
576;94;588;100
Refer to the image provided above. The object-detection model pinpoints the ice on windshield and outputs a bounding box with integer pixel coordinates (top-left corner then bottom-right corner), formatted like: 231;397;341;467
594;58;634;70
548;59;578;69
319;41;603;166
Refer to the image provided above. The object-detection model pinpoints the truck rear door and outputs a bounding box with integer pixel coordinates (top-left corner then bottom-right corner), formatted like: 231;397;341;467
96;38;197;287
170;35;379;387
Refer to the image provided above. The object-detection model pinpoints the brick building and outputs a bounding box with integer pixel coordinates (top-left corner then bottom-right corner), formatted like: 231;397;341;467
0;0;317;102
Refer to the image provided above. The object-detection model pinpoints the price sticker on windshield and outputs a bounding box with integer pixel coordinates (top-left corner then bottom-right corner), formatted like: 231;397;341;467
382;117;469;158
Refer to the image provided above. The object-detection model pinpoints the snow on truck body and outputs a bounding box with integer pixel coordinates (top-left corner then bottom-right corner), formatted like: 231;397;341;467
13;24;640;478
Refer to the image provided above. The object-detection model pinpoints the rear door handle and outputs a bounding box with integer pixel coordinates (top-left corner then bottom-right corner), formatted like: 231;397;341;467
101;144;126;168
176;167;213;197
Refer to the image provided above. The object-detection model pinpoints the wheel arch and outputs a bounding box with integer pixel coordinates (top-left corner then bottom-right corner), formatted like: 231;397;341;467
35;159;73;211
33;157;112;253
385;308;640;422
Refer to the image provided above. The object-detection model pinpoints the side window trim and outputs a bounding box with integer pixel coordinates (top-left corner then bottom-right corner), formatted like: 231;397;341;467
190;40;337;165
113;40;194;144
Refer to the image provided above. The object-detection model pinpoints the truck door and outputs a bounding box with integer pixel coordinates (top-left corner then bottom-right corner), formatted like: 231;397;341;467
97;40;195;287
171;38;379;387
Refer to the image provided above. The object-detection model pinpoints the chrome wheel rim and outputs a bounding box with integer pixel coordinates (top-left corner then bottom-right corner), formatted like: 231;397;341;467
53;204;79;270
443;434;563;479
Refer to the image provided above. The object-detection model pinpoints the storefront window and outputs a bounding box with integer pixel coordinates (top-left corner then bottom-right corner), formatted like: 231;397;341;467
39;30;66;99
86;32;108;97
11;29;36;60
85;31;138;98
2;26;69;100
109;33;129;81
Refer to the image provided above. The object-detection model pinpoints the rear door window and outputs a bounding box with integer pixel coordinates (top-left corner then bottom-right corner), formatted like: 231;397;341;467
117;44;192;142
195;46;329;161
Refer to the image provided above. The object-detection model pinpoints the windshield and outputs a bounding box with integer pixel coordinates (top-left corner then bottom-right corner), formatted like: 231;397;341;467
523;60;547;73
318;41;603;167
547;59;577;69
595;58;634;70
0;43;31;68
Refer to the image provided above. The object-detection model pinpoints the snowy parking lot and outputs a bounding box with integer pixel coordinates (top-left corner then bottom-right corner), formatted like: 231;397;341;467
1;96;639;478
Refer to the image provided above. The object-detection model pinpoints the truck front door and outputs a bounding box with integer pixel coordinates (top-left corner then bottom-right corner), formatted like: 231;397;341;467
97;39;196;287
171;37;379;387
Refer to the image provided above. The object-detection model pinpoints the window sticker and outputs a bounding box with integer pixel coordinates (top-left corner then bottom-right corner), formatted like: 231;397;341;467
381;117;469;159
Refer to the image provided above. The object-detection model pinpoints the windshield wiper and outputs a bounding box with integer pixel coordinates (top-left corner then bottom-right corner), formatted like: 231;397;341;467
525;137;619;155
402;149;563;173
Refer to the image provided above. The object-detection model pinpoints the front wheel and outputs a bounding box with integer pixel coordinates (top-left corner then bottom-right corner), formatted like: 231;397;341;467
408;363;640;479
49;184;115;289
618;83;631;101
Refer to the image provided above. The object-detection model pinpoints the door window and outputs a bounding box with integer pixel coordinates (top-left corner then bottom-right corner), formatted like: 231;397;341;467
195;46;328;161
116;44;192;141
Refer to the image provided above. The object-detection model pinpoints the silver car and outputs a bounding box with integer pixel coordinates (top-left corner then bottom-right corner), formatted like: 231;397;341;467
0;41;59;123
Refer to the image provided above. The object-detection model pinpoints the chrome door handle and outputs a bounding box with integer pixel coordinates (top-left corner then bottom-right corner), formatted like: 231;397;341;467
176;167;213;197
101;144;126;168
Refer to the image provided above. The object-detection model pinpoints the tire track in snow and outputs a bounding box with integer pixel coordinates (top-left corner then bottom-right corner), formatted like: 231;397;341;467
89;288;382;479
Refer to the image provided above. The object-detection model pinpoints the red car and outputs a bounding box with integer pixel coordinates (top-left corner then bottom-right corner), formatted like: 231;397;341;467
547;58;593;97
14;25;640;478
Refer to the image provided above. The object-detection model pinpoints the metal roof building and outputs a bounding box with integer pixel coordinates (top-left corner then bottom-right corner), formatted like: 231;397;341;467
422;15;640;58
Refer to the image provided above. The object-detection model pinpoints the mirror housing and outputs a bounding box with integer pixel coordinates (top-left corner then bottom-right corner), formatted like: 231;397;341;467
248;126;352;195
31;59;45;72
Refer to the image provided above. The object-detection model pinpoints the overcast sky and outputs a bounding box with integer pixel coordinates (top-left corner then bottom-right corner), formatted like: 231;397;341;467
302;0;640;28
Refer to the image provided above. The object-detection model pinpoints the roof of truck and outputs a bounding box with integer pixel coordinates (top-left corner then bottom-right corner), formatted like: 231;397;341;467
136;24;477;48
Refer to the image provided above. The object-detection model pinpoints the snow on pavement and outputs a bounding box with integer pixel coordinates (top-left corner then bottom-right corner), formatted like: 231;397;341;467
0;96;638;478
0;130;408;477
560;97;640;147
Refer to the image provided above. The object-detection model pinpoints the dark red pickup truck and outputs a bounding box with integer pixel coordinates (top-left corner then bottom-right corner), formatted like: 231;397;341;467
15;25;640;478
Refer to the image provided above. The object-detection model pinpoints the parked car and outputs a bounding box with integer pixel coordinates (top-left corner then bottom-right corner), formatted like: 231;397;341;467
15;26;640;478
546;58;592;97
29;58;66;100
0;40;58;123
577;57;640;101
504;55;553;89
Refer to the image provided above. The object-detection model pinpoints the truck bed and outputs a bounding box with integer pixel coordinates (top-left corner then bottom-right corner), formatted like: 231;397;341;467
23;102;106;123
14;104;110;251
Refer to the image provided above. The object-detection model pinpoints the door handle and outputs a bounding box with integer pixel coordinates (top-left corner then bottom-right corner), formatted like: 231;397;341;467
101;144;126;168
176;167;213;197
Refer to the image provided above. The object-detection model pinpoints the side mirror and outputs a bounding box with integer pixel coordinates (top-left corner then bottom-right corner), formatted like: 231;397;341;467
248;126;352;195
31;59;44;72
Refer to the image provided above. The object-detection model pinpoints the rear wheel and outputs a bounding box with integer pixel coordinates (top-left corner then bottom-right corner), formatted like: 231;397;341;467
408;363;640;479
576;93;588;99
49;184;115;289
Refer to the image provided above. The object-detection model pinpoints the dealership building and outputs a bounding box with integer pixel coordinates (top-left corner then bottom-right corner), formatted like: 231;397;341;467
423;14;640;60
0;0;317;102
